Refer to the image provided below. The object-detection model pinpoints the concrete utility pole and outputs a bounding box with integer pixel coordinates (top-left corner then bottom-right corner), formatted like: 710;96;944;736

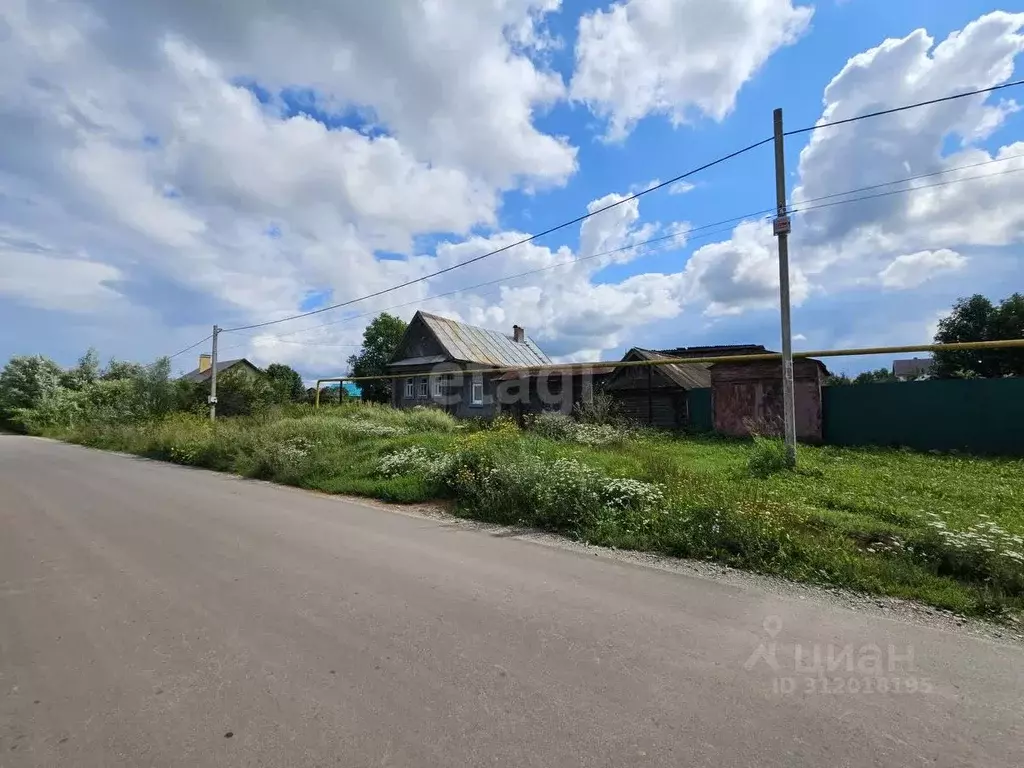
772;108;797;467
209;325;220;422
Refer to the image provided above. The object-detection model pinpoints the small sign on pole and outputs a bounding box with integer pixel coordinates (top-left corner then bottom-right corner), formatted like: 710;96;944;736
773;215;791;236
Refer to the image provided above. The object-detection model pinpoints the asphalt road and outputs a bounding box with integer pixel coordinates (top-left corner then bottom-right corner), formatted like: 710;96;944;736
1;435;1021;767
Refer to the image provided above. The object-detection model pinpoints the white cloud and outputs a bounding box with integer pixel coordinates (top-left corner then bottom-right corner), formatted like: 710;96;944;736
4;3;1024;376
571;0;813;139
681;220;810;316
668;181;695;195
684;11;1024;316
0;228;123;312
879;249;967;289
0;0;585;365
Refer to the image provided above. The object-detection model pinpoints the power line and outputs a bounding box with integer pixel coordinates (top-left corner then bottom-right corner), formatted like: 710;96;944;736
247;339;363;348
227;217;755;344
139;334;214;371
219;81;1024;336
792;165;1024;216
220;137;775;332
784;79;1024;137
164;335;213;361
792;152;1023;208
237;154;1023;347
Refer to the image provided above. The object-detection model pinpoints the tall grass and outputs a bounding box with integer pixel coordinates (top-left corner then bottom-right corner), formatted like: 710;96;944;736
52;403;1024;619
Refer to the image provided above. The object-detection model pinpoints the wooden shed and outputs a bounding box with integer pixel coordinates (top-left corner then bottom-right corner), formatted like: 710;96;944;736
710;357;828;442
603;348;715;429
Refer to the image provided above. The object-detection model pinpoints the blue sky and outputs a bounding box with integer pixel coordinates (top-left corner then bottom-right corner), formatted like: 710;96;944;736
1;0;1022;379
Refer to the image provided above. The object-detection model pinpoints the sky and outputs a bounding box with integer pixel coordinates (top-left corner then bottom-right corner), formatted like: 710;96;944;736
1;0;1023;379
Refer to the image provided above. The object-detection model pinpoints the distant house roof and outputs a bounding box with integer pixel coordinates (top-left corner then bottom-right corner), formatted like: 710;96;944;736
391;311;552;369
180;358;260;383
893;357;934;378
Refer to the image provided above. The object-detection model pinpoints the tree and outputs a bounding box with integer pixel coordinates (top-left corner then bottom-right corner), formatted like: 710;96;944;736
60;348;101;391
990;292;1024;376
0;355;63;418
933;293;1024;378
214;367;276;417
130;357;176;418
824;373;852;386
346;312;407;403
102;358;145;381
853;367;897;385
265;363;305;403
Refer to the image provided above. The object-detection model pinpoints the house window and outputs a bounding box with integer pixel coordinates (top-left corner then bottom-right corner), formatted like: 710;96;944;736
404;378;414;398
432;376;444;397
418;377;429;397
471;376;484;405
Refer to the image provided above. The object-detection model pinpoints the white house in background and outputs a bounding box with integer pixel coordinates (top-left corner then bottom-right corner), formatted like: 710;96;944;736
892;357;934;381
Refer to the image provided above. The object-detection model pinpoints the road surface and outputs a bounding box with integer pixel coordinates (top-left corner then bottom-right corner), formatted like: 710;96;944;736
1;435;1021;767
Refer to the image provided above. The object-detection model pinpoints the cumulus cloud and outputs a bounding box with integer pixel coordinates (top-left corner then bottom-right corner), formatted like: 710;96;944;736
0;228;123;312
0;0;583;368
879;249;967;289
571;0;812;139
3;2;1023;376
684;11;1024;316
680;220;810;316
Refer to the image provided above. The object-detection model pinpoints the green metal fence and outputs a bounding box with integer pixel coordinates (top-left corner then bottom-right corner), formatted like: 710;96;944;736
822;378;1024;455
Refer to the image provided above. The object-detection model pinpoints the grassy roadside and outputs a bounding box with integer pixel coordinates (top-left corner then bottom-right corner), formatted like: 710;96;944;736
53;403;1024;619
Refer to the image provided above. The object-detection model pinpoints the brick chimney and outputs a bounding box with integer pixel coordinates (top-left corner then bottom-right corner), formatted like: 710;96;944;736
512;325;525;343
198;354;212;373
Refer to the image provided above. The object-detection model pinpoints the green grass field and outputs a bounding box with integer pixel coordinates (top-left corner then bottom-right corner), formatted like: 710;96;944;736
58;403;1024;619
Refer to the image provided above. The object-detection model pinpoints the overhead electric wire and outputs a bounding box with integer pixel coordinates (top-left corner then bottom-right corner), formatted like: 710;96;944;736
235;153;1023;348
227;216;759;344
784;79;1024;136
219;80;1024;338
220;137;775;333
163;334;214;360
790;152;1023;208
791;166;1024;216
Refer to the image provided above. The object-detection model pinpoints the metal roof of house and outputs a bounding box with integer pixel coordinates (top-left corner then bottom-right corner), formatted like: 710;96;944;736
657;344;771;358
180;358;257;383
631;348;713;390
605;345;776;391
388;355;448;367
417;312;552;368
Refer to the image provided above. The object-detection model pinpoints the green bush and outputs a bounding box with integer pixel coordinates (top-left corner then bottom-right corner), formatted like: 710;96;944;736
572;392;622;426
530;410;575;440
401;406;457;433
747;435;791;477
529;410;630;446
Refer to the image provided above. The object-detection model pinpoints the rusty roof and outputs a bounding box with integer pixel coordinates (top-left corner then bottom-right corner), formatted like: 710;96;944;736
631;348;713;390
418;311;552;368
657;344;771;358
